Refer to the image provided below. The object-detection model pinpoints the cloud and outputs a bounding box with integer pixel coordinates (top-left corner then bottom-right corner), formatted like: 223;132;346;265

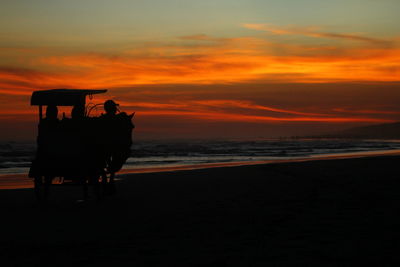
37;43;400;87
178;34;222;42
1;31;400;129
243;24;392;46
0;66;87;95
332;108;400;115
190;100;329;116
121;99;326;116
135;110;393;124
1;36;399;97
115;99;394;124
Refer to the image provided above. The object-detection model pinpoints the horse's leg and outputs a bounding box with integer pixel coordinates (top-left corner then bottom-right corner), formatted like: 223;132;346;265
34;176;43;200
91;175;100;199
44;176;52;201
83;178;88;200
109;172;116;195
101;171;108;195
103;155;112;195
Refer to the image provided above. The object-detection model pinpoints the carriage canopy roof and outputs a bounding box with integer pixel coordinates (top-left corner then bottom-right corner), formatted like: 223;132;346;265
31;89;107;106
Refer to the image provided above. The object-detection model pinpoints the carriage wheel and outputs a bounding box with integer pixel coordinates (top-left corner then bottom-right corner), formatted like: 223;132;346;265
82;176;101;200
34;176;43;200
92;175;101;199
108;172;116;195
34;176;52;201
100;172;108;196
100;172;116;196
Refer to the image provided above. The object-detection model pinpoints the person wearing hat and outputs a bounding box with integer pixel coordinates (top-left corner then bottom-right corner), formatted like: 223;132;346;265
104;99;119;116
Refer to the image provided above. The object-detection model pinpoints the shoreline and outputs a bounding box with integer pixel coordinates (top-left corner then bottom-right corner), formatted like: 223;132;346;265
2;148;400;190
120;147;400;173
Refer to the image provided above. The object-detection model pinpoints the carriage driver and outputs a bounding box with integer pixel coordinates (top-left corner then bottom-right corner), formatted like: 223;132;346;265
104;99;119;117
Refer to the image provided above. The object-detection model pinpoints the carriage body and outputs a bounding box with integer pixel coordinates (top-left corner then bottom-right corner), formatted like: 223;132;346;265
30;89;108;195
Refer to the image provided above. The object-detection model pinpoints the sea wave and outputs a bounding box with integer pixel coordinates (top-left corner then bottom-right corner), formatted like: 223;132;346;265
1;139;400;175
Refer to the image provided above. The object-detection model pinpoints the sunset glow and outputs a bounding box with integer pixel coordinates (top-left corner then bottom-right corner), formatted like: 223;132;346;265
1;0;399;140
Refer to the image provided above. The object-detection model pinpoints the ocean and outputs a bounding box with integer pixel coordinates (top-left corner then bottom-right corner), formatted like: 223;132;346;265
1;139;400;175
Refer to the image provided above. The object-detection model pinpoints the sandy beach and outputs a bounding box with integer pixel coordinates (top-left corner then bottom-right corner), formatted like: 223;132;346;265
1;154;400;266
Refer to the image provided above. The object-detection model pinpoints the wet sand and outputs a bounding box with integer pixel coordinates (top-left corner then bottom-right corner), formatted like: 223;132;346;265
1;155;400;266
3;148;400;190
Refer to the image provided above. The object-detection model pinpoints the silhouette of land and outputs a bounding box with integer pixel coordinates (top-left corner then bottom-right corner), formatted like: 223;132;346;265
1;155;400;266
309;121;400;139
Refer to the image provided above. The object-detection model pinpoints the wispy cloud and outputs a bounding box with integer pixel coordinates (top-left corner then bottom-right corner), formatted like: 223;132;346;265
135;110;393;124
0;84;397;128
243;23;392;45
1;37;400;96
332;108;400;115
1;31;400;127
190;100;329;116
114;99;395;124
178;34;222;42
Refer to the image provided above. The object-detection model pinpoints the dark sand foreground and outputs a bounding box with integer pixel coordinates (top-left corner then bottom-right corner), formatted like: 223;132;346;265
1;155;400;266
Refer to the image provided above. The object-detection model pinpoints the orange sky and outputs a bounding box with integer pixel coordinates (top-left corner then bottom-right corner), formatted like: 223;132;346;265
1;1;400;140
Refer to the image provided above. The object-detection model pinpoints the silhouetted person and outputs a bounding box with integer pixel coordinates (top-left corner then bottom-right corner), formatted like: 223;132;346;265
37;105;59;151
37;105;59;159
71;104;85;119
100;100;134;194
36;105;60;199
60;105;87;178
60;104;101;199
104;99;118;116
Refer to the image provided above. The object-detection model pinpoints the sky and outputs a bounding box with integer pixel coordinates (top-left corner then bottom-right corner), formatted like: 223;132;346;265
0;0;399;140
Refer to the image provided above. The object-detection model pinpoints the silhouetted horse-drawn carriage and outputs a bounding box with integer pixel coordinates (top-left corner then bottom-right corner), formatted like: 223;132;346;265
29;89;134;200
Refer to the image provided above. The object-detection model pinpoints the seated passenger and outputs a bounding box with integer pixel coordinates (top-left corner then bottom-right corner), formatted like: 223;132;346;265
59;105;88;176
37;105;60;158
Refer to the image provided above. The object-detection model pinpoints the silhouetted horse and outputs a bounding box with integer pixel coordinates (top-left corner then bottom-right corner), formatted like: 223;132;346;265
100;112;135;194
